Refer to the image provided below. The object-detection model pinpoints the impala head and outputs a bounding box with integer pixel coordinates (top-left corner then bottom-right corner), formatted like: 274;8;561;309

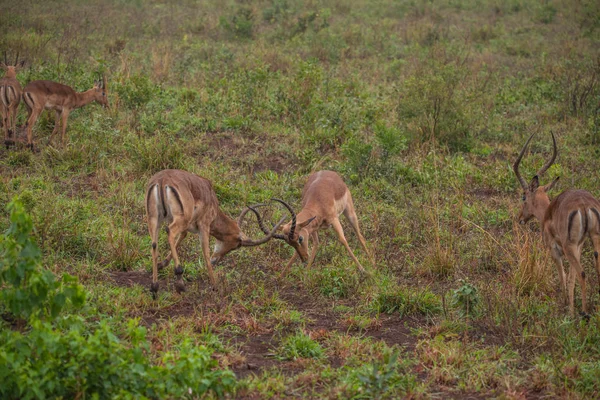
269;199;316;263
208;205;287;265
1;52;25;78
93;74;109;108
513;132;560;224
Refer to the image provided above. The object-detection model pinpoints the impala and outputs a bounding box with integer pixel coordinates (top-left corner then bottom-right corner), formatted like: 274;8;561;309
0;53;24;148
22;75;109;149
514;132;600;317
145;169;289;298
254;170;374;274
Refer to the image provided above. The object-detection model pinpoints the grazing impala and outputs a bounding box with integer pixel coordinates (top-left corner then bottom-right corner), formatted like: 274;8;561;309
145;169;288;298
260;170;374;274
514;132;600;317
0;53;24;147
22;75;109;149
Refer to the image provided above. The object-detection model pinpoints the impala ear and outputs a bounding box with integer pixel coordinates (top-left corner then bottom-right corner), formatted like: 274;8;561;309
298;216;316;229
529;176;539;192
544;176;560;192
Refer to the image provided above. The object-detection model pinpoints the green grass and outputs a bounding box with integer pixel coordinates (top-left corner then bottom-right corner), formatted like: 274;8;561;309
1;0;600;397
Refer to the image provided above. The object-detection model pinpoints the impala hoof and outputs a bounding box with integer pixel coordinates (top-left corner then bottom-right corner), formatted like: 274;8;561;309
158;259;169;270
175;280;186;294
150;282;159;299
580;311;591;322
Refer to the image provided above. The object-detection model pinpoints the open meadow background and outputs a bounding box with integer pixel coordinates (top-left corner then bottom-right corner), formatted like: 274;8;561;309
1;0;600;398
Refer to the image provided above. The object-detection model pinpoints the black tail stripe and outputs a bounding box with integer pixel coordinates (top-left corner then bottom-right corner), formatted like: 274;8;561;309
567;210;577;241
583;208;589;236
1;85;8;107
591;208;600;232
168;186;184;213
25;92;34;109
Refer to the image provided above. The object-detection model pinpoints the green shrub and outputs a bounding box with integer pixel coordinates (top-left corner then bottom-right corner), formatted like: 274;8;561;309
0;321;236;399
451;279;481;318
341;350;420;398
372;287;441;317
0;198;236;399
0;198;85;321
277;332;323;360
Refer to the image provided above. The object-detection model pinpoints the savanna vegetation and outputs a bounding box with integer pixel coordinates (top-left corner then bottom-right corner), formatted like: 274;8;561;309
1;0;600;398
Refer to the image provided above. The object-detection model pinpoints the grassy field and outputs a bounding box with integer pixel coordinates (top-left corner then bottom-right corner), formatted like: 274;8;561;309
1;0;600;398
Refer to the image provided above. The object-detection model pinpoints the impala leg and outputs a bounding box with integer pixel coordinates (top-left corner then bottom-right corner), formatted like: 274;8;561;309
281;252;298;276
591;234;600;297
343;202;374;267
60;110;70;147
167;222;187;294
149;217;161;298
9;104;17;139
306;231;320;269
25;106;41;151
1;106;8;145
565;245;587;316
49;111;61;143
158;231;187;270
550;245;568;306
200;231;217;288
331;218;366;273
147;184;161;298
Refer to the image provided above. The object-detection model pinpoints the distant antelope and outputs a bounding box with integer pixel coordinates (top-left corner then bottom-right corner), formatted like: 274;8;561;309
514;132;600;317
145;169;289;297
0;52;25;148
22;75;109;149
254;170;374;274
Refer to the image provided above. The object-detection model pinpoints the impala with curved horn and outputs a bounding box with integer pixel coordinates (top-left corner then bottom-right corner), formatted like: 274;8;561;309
22;74;109;149
145;169;288;298
0;52;25;148
251;170;374;275
514;132;600;317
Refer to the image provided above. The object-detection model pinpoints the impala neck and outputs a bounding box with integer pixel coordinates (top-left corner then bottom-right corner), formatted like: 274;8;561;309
3;68;16;79
534;194;551;224
210;209;240;240
74;89;98;109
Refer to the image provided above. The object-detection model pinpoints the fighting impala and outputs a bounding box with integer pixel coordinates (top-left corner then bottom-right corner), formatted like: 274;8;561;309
22;75;109;149
145;169;289;298
0;52;24;148
514;132;600;317
251;170;374;274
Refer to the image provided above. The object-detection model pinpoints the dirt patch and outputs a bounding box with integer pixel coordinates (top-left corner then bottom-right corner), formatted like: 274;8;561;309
110;270;154;288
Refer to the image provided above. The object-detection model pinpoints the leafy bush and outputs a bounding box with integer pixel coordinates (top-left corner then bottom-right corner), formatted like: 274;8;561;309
0;199;236;399
0;198;85;321
0;320;236;399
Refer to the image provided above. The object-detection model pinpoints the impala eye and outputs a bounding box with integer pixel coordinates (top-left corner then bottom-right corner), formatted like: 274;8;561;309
298;235;304;244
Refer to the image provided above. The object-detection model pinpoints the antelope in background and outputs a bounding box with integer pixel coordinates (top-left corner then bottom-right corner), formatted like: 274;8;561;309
145;169;289;298
514;132;600;317
0;52;25;148
252;170;374;275
22;75;109;150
